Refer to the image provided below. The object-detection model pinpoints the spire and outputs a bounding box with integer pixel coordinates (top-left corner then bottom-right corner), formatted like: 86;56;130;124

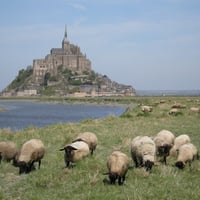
62;24;69;45
64;24;67;38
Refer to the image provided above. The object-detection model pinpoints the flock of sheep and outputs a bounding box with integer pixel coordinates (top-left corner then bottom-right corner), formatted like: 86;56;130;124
0;129;199;185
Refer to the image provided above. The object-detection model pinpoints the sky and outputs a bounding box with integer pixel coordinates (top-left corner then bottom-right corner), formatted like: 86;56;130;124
0;0;200;91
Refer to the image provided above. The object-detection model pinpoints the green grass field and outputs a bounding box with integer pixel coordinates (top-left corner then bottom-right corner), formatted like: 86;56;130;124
0;96;200;200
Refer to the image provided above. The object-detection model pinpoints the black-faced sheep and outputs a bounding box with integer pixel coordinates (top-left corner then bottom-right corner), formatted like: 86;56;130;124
59;141;90;168
17;139;45;174
131;136;156;172
73;132;98;155
103;151;130;185
170;134;191;157
0;141;19;165
141;105;153;112
153;129;175;165
175;143;199;169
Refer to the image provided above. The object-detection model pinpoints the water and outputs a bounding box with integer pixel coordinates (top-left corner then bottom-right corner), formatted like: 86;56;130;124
0;101;126;130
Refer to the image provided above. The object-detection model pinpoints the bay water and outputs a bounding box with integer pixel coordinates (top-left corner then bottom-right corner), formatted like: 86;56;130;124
0;101;126;130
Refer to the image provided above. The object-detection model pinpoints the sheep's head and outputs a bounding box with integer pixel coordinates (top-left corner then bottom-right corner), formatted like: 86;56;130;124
18;161;30;174
108;172;118;184
17;160;36;174
175;161;185;169
103;172;118;185
157;144;172;156
143;160;154;172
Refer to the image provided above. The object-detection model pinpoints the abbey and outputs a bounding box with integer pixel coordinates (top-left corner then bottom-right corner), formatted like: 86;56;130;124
33;26;91;83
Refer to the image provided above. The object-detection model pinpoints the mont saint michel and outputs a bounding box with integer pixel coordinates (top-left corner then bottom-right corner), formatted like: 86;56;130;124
2;27;136;97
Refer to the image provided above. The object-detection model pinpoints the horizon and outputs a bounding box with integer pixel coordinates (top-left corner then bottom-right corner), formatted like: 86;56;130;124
0;0;200;92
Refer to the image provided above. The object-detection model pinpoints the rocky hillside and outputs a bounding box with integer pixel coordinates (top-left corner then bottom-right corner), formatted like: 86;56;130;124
1;66;136;97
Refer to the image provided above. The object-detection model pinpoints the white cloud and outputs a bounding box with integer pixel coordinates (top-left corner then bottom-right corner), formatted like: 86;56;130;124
68;2;87;11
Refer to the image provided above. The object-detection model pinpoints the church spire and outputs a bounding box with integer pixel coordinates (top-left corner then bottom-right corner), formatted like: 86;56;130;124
64;24;67;39
62;24;69;47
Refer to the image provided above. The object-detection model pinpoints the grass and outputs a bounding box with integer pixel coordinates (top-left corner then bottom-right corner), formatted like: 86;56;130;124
0;96;200;200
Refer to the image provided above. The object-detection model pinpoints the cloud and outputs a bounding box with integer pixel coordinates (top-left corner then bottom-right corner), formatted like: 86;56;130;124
68;2;87;11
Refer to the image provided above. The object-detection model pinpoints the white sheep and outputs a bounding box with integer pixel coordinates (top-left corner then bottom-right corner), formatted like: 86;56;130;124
153;129;175;165
170;134;191;157
103;151;130;185
168;108;179;115
0;141;19;164
73;132;98;155
175;143;199;169
17;139;45;174
131;136;156;171
141;105;153;112
190;107;200;113
59;141;90;168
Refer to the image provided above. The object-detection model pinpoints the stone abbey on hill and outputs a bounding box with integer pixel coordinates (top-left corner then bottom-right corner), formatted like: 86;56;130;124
2;26;136;97
33;26;91;84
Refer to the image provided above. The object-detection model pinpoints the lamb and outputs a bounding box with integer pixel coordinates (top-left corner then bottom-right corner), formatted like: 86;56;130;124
103;151;130;185
170;134;191;156
175;143;199;169
131;136;156;171
141;105;153;112
0;141;19;164
153;129;175;165
73;132;98;155
59;140;90;168
17;139;45;174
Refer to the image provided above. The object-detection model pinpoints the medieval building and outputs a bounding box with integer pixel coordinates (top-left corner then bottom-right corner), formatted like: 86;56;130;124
33;26;91;83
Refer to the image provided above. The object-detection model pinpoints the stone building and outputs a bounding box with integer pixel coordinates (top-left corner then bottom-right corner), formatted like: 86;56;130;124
33;26;91;83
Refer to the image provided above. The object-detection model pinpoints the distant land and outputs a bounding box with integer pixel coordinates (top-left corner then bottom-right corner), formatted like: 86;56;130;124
1;26;136;98
137;90;200;96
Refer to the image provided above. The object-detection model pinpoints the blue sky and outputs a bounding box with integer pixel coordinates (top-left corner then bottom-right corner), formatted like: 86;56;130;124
0;0;200;91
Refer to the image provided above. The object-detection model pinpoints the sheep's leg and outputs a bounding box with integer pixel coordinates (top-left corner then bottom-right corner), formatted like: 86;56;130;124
38;160;41;169
65;160;70;168
163;156;167;165
188;161;192;170
133;156;139;168
118;177;123;185
91;149;94;156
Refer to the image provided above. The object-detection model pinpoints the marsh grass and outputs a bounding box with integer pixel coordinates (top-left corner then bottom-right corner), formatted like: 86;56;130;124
0;96;200;200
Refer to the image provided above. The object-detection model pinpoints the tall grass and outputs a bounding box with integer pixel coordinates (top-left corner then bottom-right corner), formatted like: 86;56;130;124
0;96;200;200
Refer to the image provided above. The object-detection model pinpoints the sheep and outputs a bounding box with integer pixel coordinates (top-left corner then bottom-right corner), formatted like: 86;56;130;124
59;141;90;168
171;103;186;109
0;141;19;164
103;151;130;185
17;139;45;174
168;108;179;115
73;132;98;155
170;134;191;157
190;107;200;113
131;136;156;172
141;105;153;112
175;143;199;169
153;130;175;165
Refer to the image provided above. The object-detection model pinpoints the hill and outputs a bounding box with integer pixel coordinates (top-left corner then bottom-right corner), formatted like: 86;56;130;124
1;66;135;97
